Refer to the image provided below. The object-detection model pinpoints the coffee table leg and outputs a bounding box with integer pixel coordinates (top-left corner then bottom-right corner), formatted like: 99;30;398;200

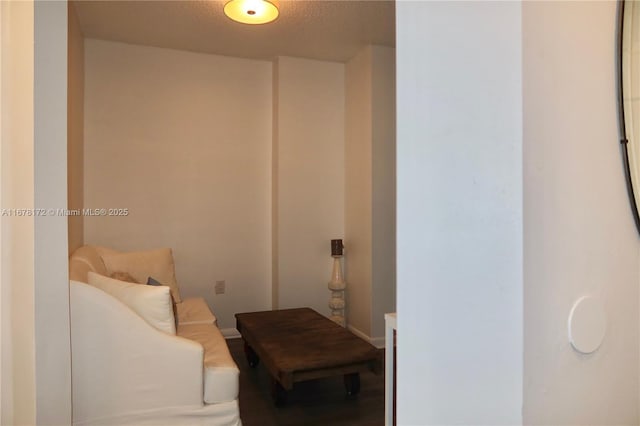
271;379;287;406
243;341;260;368
344;373;361;396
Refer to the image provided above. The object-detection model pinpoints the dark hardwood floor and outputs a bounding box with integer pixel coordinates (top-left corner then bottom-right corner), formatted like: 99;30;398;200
227;338;385;426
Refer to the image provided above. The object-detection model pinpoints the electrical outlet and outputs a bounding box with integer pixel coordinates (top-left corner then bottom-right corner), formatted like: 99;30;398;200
214;280;226;295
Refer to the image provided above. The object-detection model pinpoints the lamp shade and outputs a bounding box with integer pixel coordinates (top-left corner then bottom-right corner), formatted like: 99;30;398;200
224;0;279;25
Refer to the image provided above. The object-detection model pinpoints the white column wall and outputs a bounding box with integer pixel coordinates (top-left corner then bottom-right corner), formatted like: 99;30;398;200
34;2;71;423
67;2;84;254
0;1;71;423
396;2;523;423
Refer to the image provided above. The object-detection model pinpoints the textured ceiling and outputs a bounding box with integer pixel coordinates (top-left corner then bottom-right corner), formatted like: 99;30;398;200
73;0;395;63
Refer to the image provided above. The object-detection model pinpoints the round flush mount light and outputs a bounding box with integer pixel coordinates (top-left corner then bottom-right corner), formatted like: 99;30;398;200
224;0;279;25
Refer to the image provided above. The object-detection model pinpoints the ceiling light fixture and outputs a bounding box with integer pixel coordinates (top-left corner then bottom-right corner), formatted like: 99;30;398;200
224;0;279;25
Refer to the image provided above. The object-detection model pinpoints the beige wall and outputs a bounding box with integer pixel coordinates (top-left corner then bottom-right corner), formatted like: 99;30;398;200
67;2;84;254
345;45;396;342
370;45;396;338
1;5;4;420
1;2;36;422
84;39;393;334
272;56;345;317
84;39;273;331
345;47;373;336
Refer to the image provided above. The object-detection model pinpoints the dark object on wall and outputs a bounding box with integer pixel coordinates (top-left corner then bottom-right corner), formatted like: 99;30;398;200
331;239;344;256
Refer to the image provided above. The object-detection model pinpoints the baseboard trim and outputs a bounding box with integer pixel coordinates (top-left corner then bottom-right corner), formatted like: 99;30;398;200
370;336;386;349
347;325;386;349
221;328;241;339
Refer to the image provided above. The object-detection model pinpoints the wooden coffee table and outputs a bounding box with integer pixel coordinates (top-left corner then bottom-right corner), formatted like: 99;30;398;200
235;308;381;404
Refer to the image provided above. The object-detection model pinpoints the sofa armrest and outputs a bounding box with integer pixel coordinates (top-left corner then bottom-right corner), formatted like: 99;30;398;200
177;297;217;325
70;281;205;424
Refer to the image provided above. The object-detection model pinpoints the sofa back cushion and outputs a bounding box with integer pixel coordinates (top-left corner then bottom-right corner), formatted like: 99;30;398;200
69;245;109;282
101;248;182;303
87;271;176;335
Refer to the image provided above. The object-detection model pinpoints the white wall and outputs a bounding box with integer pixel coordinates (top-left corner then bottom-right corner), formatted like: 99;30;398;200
398;1;640;424
272;56;345;317
523;2;638;423
84;40;273;330
1;2;71;423
33;2;71;423
68;2;84;254
396;2;523;424
345;45;396;342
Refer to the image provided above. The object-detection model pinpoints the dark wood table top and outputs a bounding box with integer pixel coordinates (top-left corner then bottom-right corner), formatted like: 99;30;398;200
235;308;380;389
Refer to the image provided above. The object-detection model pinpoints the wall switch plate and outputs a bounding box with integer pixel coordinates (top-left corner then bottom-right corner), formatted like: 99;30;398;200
214;280;225;295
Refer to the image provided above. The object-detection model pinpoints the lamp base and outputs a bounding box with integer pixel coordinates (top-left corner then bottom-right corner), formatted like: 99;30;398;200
328;256;346;327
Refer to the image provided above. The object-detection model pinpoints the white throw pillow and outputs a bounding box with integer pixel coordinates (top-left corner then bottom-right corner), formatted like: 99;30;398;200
100;248;182;303
87;271;176;335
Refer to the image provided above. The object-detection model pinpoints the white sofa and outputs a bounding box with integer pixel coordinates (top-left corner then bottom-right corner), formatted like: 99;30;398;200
69;245;241;426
